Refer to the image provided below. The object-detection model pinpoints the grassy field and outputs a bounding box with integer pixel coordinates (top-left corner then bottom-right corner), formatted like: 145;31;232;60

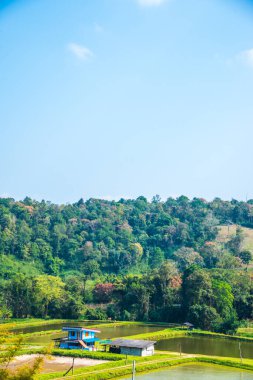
217;224;253;251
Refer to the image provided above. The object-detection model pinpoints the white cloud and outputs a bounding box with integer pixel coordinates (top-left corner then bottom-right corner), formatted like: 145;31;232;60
68;43;94;61
137;0;167;6
239;48;253;68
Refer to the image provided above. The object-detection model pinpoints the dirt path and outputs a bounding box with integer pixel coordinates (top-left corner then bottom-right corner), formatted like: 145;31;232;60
10;354;108;374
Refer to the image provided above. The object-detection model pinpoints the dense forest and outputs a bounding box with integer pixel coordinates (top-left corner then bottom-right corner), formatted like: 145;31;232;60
0;196;252;333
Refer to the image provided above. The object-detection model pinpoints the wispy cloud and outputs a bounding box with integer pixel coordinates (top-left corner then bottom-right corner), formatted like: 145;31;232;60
239;48;253;68
68;43;94;61
137;0;167;6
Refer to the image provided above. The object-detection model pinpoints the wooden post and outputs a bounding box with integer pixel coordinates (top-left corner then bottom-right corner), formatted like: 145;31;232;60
239;342;243;364
72;358;75;375
179;343;182;357
132;360;136;380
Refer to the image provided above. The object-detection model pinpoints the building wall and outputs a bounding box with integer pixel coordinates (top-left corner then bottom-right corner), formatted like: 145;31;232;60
59;342;92;351
120;347;143;356
66;330;95;341
82;331;95;340
119;346;154;357
142;346;154;356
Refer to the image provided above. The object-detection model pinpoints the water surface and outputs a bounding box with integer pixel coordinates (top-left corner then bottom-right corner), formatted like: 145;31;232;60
122;364;253;380
156;336;253;359
12;321;96;334
24;324;162;345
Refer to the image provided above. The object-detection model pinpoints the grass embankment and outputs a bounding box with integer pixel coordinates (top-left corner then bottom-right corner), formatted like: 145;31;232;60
196;356;253;371
90;321;175;329
237;327;253;339
124;328;187;341
190;329;253;342
38;355;253;380
1;319;70;329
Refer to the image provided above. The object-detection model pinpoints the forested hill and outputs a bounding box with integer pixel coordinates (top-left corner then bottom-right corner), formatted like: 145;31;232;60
0;196;253;327
0;195;253;276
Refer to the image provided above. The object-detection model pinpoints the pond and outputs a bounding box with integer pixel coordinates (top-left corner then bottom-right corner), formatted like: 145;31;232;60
122;364;253;380
23;324;163;345
12;321;97;334
156;336;253;359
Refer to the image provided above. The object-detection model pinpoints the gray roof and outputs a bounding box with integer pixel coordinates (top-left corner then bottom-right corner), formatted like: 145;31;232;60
107;339;156;349
183;322;194;327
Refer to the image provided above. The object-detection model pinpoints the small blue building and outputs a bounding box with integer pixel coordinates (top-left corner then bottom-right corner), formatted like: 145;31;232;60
59;327;101;350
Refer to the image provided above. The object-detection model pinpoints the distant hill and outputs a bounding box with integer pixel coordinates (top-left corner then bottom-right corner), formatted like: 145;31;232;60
0;196;252;323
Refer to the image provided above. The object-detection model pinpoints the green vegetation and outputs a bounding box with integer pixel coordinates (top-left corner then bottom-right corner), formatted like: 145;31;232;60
0;196;253;333
18;348;126;361
124;328;187;340
0;326;45;380
37;355;253;380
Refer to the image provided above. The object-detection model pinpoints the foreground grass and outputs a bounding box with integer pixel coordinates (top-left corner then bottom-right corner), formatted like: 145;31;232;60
38;354;253;380
39;355;192;380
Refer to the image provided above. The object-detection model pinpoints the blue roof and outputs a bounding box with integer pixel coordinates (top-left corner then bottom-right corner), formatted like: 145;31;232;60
62;327;101;333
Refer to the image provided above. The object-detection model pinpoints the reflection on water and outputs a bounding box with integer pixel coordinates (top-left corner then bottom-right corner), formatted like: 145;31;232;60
156;336;253;359
122;364;253;380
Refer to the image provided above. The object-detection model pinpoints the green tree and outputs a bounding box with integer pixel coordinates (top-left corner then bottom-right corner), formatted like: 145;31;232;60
188;304;221;330
212;280;234;318
174;247;204;271
239;250;252;266
33;275;65;318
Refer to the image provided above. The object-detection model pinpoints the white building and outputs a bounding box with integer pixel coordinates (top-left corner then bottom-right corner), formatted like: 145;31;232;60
106;339;156;357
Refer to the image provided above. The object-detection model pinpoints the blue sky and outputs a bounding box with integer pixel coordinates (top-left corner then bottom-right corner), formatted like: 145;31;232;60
1;0;253;203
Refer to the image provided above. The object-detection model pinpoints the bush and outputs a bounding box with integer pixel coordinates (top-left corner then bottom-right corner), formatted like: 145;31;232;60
84;307;108;320
212;311;240;335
